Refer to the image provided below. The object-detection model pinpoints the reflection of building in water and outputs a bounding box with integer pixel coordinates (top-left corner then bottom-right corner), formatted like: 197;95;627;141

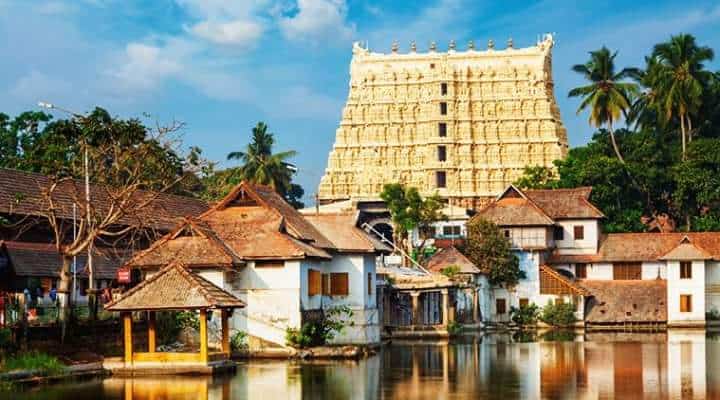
105;376;232;400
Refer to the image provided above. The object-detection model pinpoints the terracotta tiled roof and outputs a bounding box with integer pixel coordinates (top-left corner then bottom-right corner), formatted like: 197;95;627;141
304;213;386;253
105;262;245;311
474;187;555;226
0;168;208;231
581;280;666;323
540;265;589;296
524;187;604;219
426;246;481;274
212;183;334;249
548;232;720;263
0;241;126;279
659;236;713;260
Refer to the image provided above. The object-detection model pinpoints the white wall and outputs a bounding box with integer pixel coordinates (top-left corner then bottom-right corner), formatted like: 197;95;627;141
705;261;720;314
586;263;613;280
504;227;548;250
667;260;706;324
554;219;599;255
641;262;666;280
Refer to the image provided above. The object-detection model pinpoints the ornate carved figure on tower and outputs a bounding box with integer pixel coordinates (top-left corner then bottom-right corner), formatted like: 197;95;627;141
318;34;568;209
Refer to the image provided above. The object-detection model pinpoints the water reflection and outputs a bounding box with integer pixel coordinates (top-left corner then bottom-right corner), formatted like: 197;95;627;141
9;330;719;400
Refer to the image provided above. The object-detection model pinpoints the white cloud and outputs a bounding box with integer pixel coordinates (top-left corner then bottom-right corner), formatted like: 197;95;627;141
278;0;355;44
107;42;183;92
189;19;265;46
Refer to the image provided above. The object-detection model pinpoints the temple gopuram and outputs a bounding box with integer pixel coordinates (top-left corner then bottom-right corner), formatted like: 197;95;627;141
318;34;568;210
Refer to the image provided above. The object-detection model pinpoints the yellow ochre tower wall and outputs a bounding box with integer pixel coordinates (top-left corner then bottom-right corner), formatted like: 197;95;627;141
319;34;568;210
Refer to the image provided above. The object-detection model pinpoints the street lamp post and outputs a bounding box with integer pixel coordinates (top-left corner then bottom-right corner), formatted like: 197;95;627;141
38;102;95;316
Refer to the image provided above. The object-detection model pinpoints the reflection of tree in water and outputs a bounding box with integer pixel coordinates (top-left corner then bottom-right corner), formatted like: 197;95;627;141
298;364;353;400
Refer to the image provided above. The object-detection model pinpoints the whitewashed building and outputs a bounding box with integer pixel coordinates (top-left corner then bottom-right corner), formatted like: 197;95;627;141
476;184;720;327
123;182;388;347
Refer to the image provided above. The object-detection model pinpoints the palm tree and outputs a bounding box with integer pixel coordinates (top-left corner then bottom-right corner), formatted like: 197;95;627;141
569;47;639;163
650;34;714;159
227;122;297;195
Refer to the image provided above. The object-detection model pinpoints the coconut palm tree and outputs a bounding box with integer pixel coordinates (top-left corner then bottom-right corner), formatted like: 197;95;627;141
569;47;639;163
650;34;714;159
227;122;297;195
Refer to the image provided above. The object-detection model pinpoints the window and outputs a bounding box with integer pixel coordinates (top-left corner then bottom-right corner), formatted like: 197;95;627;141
440;102;447;115
576;263;587;279
680;294;692;313
504;229;511;239
322;274;331;295
555;298;565;305
573;225;585;240
496;299;507;314
680;261;692;279
367;273;373;295
308;269;321;296
436;171;447;188
256;260;284;268
519;298;529;308
430;63;435;69
440;83;448;95
437;145;447;162
442;225;461;237
330;273;349;296
438;122;447;137
553;226;564;241
613;262;641;280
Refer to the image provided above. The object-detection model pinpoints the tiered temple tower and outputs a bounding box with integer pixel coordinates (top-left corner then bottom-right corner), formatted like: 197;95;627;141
318;34;568;210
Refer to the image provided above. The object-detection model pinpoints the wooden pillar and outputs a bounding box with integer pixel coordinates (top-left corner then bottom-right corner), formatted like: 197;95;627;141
123;312;133;365
221;309;230;354
441;289;449;327
410;292;420;326
199;309;208;363
147;311;156;353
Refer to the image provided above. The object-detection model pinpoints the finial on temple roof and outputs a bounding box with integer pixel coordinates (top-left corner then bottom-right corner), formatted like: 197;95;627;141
449;39;456;51
507;37;514;49
391;40;399;53
429;41;437;52
468;40;475;50
410;40;417;52
487;39;494;50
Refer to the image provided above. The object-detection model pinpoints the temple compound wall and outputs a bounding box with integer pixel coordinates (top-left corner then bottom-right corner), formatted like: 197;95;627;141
319;35;568;209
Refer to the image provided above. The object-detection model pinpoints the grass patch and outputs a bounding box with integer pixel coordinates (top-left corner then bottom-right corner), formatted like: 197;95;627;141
1;351;66;375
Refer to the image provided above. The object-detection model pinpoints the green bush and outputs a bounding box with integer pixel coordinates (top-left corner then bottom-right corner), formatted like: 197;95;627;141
156;311;200;345
230;331;248;351
540;301;577;326
447;321;461;336
440;265;460;279
707;309;720;321
510;303;540;326
286;306;354;348
1;351;65;375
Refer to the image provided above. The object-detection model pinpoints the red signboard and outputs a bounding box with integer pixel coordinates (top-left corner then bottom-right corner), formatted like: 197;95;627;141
117;268;131;283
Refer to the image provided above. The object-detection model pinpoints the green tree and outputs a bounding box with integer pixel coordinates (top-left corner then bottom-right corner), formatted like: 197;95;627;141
650;34;714;159
514;165;559;190
569;47;639;164
227;122;298;197
379;183;445;261
465;217;522;287
673;139;720;231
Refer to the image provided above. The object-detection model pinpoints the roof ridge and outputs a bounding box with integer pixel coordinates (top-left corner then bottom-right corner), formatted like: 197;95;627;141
105;261;182;309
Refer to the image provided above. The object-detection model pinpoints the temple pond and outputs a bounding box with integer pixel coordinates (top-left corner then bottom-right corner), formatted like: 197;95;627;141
9;330;719;400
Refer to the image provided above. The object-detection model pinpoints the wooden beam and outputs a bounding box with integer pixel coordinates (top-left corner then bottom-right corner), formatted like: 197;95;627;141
221;310;230;354
199;309;208;363
123;312;133;365
148;311;156;353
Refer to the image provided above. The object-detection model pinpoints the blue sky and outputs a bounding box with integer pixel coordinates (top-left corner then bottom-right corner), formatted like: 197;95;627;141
1;0;719;202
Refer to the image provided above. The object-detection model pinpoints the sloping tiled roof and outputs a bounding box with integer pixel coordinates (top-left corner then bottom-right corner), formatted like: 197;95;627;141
548;232;720;263
105;262;245;311
212;183;334;249
659;236;713;260
475;187;555;226
582;280;666;323
0;168;208;231
0;241;126;279
524;187;604;219
426;246;481;274
125;182;337;268
304;213;385;253
540;265;589;296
